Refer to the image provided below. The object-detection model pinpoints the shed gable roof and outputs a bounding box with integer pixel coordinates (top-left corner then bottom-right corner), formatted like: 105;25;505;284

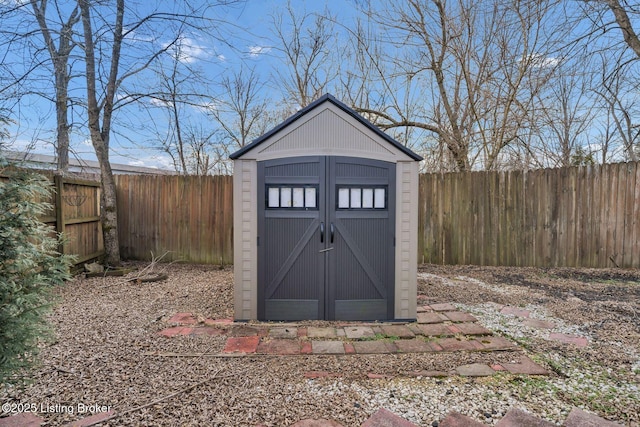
229;94;422;161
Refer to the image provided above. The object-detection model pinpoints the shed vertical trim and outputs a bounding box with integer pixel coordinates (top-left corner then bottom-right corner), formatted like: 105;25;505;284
395;161;418;319
233;159;258;320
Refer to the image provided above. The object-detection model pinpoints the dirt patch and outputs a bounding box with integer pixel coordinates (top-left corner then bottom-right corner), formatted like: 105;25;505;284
1;263;638;426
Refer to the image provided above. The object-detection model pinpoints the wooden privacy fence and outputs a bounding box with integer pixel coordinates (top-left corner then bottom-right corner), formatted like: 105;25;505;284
113;162;639;268
0;169;104;265
115;174;233;264
419;162;640;268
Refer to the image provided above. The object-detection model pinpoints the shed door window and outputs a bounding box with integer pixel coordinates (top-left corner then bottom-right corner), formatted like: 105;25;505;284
267;185;318;209
337;186;386;209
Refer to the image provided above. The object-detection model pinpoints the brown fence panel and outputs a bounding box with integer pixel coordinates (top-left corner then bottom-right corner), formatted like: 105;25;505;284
419;162;640;268
0;168;104;265
115;174;233;264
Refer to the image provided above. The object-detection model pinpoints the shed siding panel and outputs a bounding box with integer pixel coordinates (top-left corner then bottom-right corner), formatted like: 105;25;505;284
248;104;413;163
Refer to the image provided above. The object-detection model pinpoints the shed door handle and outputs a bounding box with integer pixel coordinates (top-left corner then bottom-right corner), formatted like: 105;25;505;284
330;223;335;243
320;222;324;243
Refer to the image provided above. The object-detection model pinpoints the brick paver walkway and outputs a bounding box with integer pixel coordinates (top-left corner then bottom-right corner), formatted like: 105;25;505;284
153;303;560;378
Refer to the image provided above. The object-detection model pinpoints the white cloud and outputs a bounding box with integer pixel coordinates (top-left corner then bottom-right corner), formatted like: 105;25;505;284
525;53;560;68
217;54;226;62
248;45;271;58
164;36;209;64
150;97;171;107
193;101;219;114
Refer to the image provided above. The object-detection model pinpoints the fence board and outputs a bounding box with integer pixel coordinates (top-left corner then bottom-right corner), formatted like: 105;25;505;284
114;174;233;264
0;168;103;265
418;162;640;268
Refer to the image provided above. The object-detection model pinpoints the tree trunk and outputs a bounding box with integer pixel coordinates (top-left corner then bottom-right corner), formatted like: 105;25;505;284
93;139;120;266
79;0;123;266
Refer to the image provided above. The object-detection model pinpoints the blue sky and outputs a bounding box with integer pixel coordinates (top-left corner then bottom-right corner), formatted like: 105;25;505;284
2;0;358;171
2;0;638;171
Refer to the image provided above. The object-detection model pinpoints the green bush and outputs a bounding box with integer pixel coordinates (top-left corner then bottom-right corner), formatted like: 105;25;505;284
0;158;74;384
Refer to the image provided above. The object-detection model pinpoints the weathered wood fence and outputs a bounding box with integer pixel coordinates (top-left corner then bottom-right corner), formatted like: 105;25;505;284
8;162;636;268
419;162;640;268
0;169;104;265
115;174;233;264
115;162;639;268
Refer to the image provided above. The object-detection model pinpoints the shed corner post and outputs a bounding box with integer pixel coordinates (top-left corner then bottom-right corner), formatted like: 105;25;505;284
395;161;419;320
232;159;258;321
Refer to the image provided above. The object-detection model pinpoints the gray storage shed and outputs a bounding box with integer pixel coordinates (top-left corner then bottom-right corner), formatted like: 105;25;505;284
230;94;422;322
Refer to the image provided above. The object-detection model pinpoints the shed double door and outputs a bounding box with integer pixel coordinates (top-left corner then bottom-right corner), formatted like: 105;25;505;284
258;156;395;321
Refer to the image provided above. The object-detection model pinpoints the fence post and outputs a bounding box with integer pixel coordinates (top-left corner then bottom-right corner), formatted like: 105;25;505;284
54;174;65;255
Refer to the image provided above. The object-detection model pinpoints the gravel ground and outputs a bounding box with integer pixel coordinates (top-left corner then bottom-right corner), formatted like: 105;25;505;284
1;263;639;426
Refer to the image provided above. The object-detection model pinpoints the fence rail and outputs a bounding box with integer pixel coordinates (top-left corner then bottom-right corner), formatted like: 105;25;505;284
418;162;640;268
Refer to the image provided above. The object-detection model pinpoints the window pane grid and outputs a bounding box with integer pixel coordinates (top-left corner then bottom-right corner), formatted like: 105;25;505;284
266;185;319;210
336;186;386;210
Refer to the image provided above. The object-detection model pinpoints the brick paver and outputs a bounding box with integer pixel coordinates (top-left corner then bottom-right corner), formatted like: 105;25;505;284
300;341;313;354
225;325;259;337
436;337;478;352
440;412;486;427
289;419;344;427
549;333;588;348
430;303;457;311
523;319;555;329
443;311;478;323
352;341;397;354
381;325;415;338
362;408;418;427
190;326;225;336
502;356;548;375
0;413;43;427
65;411;115;427
417;312;447;324
344;326;375;339
477;336;517;350
158;307;548;383
223;336;260;353
344;343;356;354
167;312;198;324
269;327;298;339
495;408;555;426
453;322;492;336
311;341;345;354
417;323;455;337
500;306;531;318
563;407;623;427
257;339;300;355
456;363;496;377
394;338;434;353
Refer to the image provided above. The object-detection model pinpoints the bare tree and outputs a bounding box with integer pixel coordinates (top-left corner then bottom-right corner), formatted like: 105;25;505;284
145;35;213;175
208;67;271;149
271;2;338;109
0;1;81;171
30;0;80;173
593;54;640;162
77;0;123;265
605;0;640;59
533;68;596;167
346;0;567;171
